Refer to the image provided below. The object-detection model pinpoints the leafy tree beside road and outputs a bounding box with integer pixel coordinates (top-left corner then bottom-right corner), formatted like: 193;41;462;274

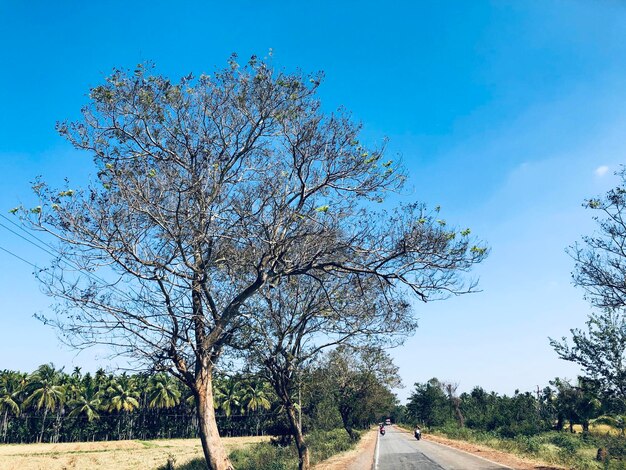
552;168;626;405
551;311;626;402
323;345;401;440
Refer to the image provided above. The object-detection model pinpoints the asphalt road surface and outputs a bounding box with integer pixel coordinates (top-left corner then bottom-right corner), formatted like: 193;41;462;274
375;426;511;470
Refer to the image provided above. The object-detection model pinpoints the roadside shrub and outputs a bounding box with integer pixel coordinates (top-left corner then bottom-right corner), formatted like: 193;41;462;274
514;435;541;454
307;428;359;462
229;442;295;470
438;423;474;441
549;432;582;455
605;435;626;460
224;428;361;470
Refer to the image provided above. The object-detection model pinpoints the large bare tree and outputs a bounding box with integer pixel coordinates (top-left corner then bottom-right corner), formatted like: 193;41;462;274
17;56;487;469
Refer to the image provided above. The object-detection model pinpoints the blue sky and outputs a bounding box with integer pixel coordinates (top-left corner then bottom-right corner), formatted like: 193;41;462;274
1;1;625;401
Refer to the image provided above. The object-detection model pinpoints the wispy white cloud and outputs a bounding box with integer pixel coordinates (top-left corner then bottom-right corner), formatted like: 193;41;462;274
595;165;609;177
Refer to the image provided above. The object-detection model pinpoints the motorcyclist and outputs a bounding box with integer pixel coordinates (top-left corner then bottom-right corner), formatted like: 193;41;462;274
414;425;421;440
379;423;386;435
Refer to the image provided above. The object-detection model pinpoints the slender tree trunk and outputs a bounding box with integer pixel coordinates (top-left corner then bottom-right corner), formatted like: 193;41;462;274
2;409;8;443
39;408;48;443
555;414;564;431
339;409;358;440
128;414;134;440
285;400;310;470
195;370;233;470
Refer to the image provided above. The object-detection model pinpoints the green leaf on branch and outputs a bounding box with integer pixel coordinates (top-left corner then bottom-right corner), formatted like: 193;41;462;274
586;199;601;209
470;246;487;255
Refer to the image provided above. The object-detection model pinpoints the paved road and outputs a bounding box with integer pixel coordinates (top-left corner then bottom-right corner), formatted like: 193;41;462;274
374;426;511;470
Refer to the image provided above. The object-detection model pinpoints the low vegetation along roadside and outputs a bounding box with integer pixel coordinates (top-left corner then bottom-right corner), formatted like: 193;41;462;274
0;429;361;470
425;424;626;470
159;429;362;470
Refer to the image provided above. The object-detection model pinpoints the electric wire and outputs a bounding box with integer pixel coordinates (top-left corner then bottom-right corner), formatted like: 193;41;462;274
0;244;41;270
0;213;144;304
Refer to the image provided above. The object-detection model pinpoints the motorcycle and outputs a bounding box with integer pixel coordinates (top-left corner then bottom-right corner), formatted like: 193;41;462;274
414;429;421;440
379;426;386;436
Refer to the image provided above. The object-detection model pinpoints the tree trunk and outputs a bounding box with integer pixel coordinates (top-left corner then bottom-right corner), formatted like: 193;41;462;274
555;414;564;431
285;401;310;470
39;408;48;443
2;409;8;443
195;370;233;470
451;397;464;428
344;425;358;440
339;411;358;441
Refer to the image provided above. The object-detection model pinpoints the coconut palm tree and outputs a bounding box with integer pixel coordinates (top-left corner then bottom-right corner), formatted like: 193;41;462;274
214;379;241;418
107;374;139;439
241;380;271;413
147;373;181;409
107;374;140;413
24;363;66;442
241;380;272;435
0;371;24;442
67;382;102;422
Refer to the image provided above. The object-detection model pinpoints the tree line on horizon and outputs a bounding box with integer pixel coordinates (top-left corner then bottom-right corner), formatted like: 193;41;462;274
0;364;270;444
404;376;626;437
0;345;399;445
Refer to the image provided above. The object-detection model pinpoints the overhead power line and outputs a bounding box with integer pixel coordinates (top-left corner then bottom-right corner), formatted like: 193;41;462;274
0;243;41;270
0;213;142;304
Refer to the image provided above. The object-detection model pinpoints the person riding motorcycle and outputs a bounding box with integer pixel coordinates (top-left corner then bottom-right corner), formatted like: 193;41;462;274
414;425;421;440
379;423;386;435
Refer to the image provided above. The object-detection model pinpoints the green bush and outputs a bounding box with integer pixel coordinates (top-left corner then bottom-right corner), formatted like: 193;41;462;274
605;435;626;460
514;435;541;454
229;442;297;470
163;429;361;470
438;423;474;441
306;428;357;462
548;432;582;455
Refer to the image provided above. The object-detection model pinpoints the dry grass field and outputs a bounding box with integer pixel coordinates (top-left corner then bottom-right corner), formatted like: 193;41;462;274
0;436;269;470
571;423;619;435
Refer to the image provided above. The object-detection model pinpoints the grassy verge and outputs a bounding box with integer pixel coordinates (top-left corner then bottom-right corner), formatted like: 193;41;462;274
161;429;361;470
408;423;626;470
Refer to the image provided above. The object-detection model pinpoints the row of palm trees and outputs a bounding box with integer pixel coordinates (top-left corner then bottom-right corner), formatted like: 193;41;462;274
0;364;273;444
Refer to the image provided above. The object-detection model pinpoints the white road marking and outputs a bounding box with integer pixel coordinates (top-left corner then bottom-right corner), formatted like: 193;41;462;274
374;429;380;470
